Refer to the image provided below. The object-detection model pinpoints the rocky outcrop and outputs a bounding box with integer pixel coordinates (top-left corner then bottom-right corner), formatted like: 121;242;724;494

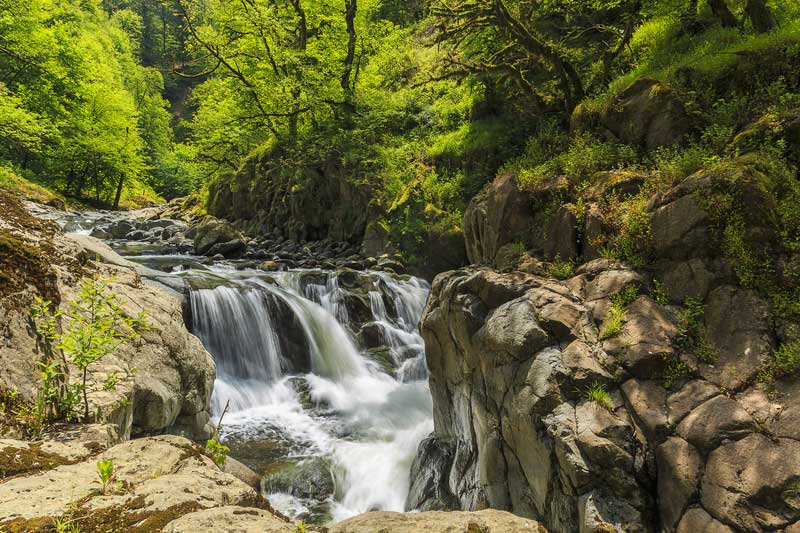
571;79;693;149
409;265;800;532
409;268;650;532
0;191;215;440
331;509;543;533
463;174;577;266
206;142;370;244
0;435;298;532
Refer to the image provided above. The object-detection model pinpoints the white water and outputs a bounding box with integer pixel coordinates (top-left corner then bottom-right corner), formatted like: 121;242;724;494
189;268;433;523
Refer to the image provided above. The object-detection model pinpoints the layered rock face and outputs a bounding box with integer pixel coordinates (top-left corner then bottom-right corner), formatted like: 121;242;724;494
411;157;800;531
0;191;215;440
409;268;652;532
206;143;370;244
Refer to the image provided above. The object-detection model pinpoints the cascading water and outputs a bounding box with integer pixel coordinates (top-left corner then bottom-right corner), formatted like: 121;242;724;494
34;205;434;524
188;267;433;523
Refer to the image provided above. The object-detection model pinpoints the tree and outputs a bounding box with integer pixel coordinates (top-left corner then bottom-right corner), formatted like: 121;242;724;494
428;0;645;114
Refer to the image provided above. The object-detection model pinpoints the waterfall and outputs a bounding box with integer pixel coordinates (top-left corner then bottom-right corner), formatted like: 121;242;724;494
187;268;433;524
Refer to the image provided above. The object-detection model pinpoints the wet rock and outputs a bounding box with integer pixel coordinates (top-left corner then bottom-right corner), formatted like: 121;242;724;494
206;239;246;258
406;437;459;512
261;457;335;502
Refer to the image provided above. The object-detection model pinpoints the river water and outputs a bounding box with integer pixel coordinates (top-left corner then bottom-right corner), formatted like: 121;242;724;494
39;207;434;525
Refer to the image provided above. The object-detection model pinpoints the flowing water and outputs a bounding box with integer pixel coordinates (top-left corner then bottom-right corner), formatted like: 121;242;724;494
188;267;433;523
36;205;434;524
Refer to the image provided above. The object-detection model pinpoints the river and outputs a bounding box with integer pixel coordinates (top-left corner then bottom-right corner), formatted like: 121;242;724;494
37;206;434;525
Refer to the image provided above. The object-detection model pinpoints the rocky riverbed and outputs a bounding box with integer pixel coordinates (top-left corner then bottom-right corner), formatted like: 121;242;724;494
0;190;541;532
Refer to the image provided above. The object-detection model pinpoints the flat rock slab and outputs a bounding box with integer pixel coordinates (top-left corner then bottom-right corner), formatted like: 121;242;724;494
331;510;544;532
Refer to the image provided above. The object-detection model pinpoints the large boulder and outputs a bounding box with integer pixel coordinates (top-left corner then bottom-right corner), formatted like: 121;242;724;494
572;79;692;149
463;174;536;265
193;217;246;257
0;436;291;531
412;268;651;532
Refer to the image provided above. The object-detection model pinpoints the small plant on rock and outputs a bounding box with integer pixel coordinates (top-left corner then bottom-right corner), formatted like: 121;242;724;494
547;256;575;280
675;298;717;364
97;458;115;495
205;400;230;467
585;382;613;410
600;287;638;340
30;276;149;424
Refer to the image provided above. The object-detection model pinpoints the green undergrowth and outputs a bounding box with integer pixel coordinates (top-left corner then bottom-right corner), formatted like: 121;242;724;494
601;287;639;340
675;298;718;364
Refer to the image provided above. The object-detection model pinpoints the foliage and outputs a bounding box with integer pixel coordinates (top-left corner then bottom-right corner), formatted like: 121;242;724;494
547;258;575;280
97;459;115;495
600;287;639;340
585;381;613;411
661;354;693;389
758;341;800;384
205;400;230;468
652;279;669;305
675;298;717;364
29;277;149;424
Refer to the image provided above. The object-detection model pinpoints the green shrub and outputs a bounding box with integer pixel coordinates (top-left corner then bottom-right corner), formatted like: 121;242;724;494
600;287;639;340
547;258;575;280
585;382;613;410
29;276;149;424
759;341;800;383
661;354;693;389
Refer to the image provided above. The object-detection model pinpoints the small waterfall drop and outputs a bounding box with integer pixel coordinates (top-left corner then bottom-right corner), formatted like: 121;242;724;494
187;267;433;523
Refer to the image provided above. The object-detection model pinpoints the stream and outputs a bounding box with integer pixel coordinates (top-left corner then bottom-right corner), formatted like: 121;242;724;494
36;206;434;525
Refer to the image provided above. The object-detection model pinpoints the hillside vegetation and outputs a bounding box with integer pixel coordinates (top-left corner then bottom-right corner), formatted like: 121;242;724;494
0;0;797;241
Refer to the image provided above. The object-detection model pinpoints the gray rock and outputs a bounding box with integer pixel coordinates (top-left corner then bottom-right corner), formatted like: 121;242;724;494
657;437;702;531
676;396;755;454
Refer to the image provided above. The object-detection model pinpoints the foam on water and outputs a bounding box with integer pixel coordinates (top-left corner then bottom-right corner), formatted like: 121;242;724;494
188;269;433;523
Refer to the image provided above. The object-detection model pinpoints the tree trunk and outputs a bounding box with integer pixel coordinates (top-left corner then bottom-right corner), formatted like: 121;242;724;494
745;0;775;33
341;0;358;128
113;174;124;210
709;0;738;28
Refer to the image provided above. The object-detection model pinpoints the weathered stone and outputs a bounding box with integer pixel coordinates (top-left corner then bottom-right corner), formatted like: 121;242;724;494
657;437;702;531
701;434;800;531
463;174;535;265
164;506;295;533
0;436;264;524
702;285;775;389
603;297;676;378
574;78;692;149
666;380;719;426
676;396;755;454
543;205;578;261
331;509;543;533
675;507;733;533
621;379;668;443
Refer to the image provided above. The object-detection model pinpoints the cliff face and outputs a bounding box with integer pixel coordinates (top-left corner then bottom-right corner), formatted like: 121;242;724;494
206;143;372;245
408;151;800;531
